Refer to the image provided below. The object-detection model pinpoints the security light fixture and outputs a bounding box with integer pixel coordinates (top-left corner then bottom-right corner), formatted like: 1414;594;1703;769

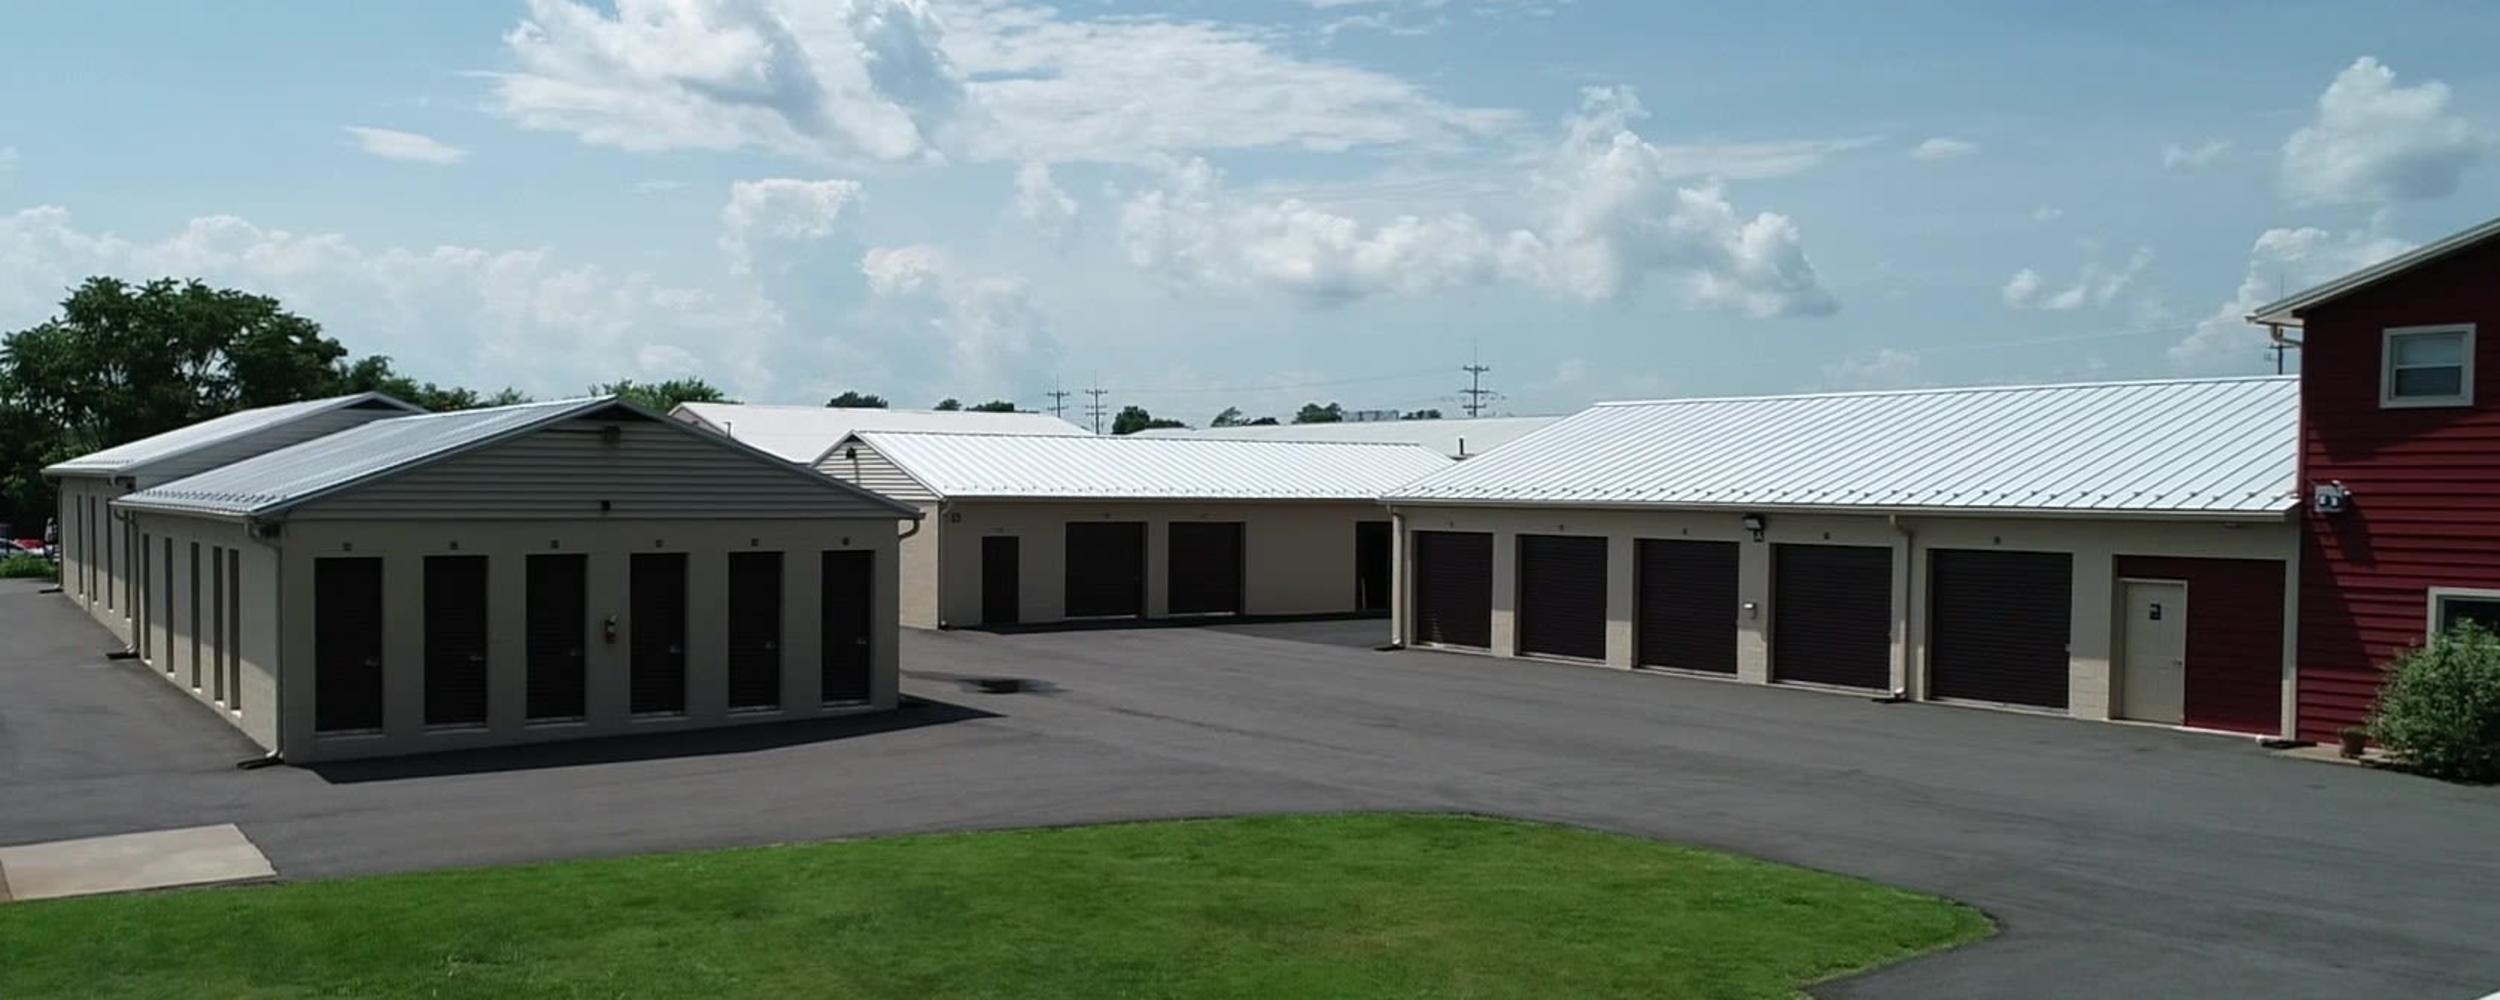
1741;513;1766;542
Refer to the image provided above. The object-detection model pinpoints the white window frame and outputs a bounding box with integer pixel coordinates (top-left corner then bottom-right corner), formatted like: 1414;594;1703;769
2380;324;2476;409
2426;586;2500;638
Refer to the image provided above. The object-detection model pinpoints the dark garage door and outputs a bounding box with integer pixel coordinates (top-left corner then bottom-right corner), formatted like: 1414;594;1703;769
1772;544;1892;689
1517;535;1606;660
1637;539;1738;673
1929;549;2072;709
1411;531;1492;648
1065;522;1146;618
1167;522;1245;615
313;557;385;733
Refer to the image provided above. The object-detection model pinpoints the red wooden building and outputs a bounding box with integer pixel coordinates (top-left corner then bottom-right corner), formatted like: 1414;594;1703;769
2251;214;2500;740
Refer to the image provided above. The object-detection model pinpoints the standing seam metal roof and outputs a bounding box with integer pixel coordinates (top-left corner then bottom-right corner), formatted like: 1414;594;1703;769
117;396;920;518
41;392;422;477
1383;376;2300;515
851;430;1455;500
672;402;1086;464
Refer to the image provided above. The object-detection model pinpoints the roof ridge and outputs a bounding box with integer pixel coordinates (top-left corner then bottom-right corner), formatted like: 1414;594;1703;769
859;429;1447;447
1592;374;2294;409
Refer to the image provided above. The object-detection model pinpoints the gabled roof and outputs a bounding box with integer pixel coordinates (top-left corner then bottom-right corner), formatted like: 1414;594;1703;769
118;396;920;519
42;392;423;478
2248;214;2500;326
672;402;1085;464
1137;415;1561;459
1385;376;2299;517
849;430;1454;501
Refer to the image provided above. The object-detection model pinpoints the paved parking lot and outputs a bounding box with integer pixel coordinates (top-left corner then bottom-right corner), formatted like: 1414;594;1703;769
4;579;2497;999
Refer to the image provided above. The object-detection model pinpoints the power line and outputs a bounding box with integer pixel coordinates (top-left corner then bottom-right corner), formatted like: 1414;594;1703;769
1084;384;1108;434
1044;381;1072;420
1096;367;1448;396
1459;362;1496;418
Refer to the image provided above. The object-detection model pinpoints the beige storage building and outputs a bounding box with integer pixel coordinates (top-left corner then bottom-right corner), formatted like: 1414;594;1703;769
1381;377;2307;739
104;396;918;762
820;430;1453;629
45;392;427;648
1138;414;1563;459
669;401;1085;466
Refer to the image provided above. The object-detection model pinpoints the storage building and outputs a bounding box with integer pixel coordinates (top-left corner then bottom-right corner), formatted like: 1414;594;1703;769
670;402;1084;466
1139;414;1561;459
822;430;1453;628
44;392;426;647
106;396;917;762
1382;376;2304;737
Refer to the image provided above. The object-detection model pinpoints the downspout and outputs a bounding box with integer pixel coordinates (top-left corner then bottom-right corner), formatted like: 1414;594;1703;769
1384;507;1408;649
1883;514;1915;703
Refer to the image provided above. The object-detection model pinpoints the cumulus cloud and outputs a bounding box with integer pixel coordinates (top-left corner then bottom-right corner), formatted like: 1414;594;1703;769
0;205;790;397
490;0;1507;166
1909;137;1976;161
343;126;468;165
857;244;1058;393
2001;247;2152;311
718;176;862;270
2160;138;2229;171
2282;57;2486;205
2171;225;2413;369
1012;162;1076;233
1116;86;1838;318
1821;348;1924;390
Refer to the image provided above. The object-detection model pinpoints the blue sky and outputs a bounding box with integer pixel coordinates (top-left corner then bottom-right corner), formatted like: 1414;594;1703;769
3;1;2495;423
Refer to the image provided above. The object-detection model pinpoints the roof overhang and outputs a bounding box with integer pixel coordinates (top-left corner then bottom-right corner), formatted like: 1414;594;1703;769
1381;497;2296;524
2246;214;2500;327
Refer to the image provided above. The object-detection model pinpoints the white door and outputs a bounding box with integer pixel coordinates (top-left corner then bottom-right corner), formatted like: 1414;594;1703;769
2119;581;2187;725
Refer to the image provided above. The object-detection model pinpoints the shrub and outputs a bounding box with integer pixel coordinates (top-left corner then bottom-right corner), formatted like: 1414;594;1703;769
2368;622;2500;782
0;555;55;580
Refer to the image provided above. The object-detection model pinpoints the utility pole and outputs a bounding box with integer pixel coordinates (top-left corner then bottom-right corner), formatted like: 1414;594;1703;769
1459;362;1494;418
1045;380;1072;421
1084;383;1109;434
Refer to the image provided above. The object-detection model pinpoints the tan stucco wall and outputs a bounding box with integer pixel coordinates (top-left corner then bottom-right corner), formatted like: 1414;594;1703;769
119;513;283;752
898;505;941;628
930;500;1391;627
60;477;141;647
1389;504;2301;736
253;517;902;762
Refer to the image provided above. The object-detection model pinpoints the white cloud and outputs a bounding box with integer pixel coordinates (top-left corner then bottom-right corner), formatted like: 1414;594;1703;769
1011;162;1076;233
1821;348;1924;390
2001;247;2152;311
2282;57;2486;205
1117;86;1837;318
2171;225;2413;369
1909;137;1976;161
0;205;791;398
343;126;468;165
717;176;862;270
632;179;687;193
857;243;1057;393
2030;205;2063;223
2160;138;2230;171
491;0;1507;166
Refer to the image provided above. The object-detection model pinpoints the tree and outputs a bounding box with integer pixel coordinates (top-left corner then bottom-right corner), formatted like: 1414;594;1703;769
1402;408;1444;420
596;378;732;412
1111;405;1188;435
827;390;889;408
1292;402;1345;424
1243;416;1280;426
1210;406;1244;427
933;398;963;411
966;400;1019;413
342;355;528;412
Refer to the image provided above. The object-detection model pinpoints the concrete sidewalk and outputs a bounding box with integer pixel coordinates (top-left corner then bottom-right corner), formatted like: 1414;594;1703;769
0;824;274;902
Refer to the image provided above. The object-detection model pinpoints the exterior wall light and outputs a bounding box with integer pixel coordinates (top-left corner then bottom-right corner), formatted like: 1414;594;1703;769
1741;513;1767;542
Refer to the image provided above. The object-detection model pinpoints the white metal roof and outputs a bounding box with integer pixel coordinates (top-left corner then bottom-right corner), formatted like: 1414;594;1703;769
42;392;422;478
2248;213;2500;326
1384;376;2300;517
118;397;918;519
672;402;1085;464
851;430;1454;501
1137;415;1561;459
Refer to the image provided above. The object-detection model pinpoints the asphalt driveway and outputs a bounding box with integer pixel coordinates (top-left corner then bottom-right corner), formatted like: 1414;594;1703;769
3;579;2495;999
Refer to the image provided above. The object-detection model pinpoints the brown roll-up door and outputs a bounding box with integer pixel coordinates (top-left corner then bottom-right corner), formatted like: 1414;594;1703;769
1771;543;1892;690
1928;549;2072;709
1411;530;1492;648
1167;522;1245;615
1517;534;1606;660
1064;522;1146;618
1637;539;1738;673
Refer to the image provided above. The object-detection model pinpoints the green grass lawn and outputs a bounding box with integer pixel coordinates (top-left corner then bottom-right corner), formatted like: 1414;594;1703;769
0;814;1989;999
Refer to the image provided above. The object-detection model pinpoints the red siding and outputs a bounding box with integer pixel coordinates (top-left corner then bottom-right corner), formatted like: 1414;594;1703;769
2295;235;2500;741
2116;555;2287;735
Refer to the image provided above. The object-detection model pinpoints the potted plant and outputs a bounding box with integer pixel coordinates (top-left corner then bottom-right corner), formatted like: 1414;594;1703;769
2337;725;2369;760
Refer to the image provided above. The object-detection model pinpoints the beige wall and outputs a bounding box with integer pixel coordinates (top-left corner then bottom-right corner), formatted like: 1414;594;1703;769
59;476;141;648
1389;504;2300;736
929;500;1391;628
898;505;942;628
120;512;283;752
